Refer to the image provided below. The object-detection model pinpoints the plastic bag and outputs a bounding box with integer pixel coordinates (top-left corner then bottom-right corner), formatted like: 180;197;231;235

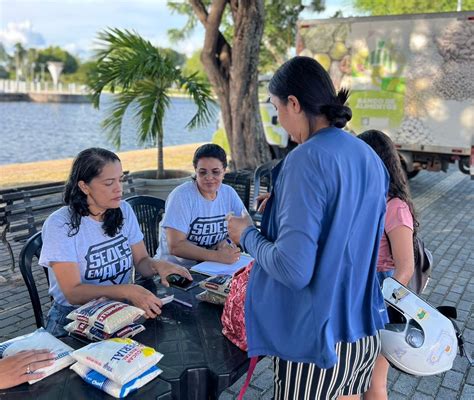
67;298;145;334
0;328;74;384
71;338;162;385
65;321;145;342
71;362;162;398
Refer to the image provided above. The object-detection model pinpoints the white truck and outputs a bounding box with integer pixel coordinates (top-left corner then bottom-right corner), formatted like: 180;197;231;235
296;11;474;178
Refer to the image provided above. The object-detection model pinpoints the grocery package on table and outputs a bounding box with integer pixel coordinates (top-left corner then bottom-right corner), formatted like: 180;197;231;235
65;320;145;342
0;328;74;384
196;274;233;305
70;338;163;398
65;297;146;341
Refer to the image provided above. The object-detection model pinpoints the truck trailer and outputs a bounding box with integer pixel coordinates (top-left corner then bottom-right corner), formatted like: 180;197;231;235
296;11;474;178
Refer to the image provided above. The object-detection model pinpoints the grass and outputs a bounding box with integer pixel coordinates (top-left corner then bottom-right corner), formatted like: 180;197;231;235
0;143;204;189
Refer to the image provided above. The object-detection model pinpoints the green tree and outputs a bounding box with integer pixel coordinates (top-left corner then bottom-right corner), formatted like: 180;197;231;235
158;47;186;68
182;49;208;82
88;29;216;178
36;46;79;74
167;0;324;170
353;0;474;15
13;43;27;80
62;60;98;84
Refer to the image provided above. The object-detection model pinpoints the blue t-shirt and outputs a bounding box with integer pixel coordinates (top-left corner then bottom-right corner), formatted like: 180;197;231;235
242;127;389;368
155;181;245;267
39;201;144;306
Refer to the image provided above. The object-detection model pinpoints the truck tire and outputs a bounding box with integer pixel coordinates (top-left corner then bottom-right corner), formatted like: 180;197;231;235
458;157;470;175
406;170;420;179
400;160;420;179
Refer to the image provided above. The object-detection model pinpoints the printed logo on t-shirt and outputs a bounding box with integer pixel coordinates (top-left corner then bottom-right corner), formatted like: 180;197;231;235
187;215;227;247
84;235;132;284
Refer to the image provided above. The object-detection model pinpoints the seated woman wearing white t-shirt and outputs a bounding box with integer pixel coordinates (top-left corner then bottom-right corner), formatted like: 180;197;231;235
155;144;245;267
39;148;191;337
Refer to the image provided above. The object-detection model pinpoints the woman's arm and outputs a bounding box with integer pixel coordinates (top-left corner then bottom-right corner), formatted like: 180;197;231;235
166;228;240;264
387;226;415;286
132;240;193;281
51;262;163;318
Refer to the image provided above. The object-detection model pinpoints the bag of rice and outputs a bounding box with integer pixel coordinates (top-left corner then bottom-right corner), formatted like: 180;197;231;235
67;298;145;334
65;321;145;342
0;328;74;384
71;362;162;398
71;338;162;385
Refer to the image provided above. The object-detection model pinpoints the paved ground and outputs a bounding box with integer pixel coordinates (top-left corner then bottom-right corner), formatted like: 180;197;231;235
0;165;472;399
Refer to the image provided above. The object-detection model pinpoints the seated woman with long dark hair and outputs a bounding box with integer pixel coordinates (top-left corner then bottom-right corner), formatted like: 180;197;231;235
39;148;192;337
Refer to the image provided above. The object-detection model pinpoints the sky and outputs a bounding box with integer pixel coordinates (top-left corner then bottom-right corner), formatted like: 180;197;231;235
0;0;355;59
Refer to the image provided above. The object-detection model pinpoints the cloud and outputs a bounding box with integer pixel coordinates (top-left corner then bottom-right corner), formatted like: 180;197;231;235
0;20;46;49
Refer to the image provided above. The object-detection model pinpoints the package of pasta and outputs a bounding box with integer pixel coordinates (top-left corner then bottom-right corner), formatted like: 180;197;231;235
66;297;145;334
71;338;163;385
65;321;145;342
0;328;74;384
71;362;162;398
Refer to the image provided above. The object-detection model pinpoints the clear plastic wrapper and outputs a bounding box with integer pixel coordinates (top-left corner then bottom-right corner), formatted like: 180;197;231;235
0;328;74;384
71;362;162;398
67;298;145;334
65;321;145;342
71;338;162;385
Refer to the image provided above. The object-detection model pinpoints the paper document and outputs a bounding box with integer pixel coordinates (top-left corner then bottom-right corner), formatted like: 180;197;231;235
190;254;254;276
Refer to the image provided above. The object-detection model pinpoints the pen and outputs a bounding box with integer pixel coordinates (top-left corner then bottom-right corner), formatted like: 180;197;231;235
173;298;193;308
226;238;236;248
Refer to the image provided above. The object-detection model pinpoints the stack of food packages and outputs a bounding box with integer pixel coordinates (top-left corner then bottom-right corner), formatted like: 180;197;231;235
0;328;75;383
64;297;146;341
196;274;233;305
70;338;164;398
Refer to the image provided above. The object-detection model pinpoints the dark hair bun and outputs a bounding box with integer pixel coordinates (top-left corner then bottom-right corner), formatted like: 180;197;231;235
320;104;352;128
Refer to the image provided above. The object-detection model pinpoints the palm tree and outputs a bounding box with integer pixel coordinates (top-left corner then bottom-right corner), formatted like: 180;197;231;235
89;29;216;178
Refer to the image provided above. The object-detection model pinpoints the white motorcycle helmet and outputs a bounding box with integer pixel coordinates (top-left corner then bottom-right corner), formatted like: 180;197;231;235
381;277;458;376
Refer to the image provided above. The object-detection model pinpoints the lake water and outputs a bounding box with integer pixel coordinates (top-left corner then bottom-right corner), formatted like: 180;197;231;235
0;95;219;165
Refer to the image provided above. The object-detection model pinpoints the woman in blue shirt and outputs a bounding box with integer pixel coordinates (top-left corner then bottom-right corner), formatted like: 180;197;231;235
228;56;389;400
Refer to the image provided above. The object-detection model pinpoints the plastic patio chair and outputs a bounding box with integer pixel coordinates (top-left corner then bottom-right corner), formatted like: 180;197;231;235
18;231;48;328
126;195;166;257
252;159;280;211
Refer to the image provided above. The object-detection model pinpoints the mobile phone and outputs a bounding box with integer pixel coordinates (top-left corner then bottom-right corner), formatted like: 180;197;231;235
166;274;193;289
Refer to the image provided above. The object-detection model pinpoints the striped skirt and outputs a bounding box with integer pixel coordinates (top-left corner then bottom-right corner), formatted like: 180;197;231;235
273;332;381;400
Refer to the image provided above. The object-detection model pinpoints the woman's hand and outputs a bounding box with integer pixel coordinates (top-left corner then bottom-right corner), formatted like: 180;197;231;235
124;284;165;319
256;193;271;213
227;212;253;245
153;261;193;288
0;350;55;389
215;245;241;264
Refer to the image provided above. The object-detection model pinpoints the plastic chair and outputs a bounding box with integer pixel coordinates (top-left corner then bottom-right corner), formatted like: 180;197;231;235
126;195;166;257
252;159;279;211
18;231;48;328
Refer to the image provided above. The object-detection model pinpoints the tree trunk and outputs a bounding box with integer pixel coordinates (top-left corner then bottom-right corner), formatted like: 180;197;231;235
156;134;164;179
189;0;271;170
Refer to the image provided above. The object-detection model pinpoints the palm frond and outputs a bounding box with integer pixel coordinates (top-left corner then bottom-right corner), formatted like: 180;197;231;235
179;73;217;130
133;79;171;146
102;90;138;148
89;29;171;107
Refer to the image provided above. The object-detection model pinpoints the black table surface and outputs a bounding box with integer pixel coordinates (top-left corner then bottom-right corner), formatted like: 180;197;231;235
0;274;249;400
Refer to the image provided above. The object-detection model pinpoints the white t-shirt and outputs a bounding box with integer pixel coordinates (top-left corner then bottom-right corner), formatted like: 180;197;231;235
39;201;144;306
155;181;245;267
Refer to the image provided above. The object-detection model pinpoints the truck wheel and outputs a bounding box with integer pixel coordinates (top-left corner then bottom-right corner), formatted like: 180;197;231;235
406;170;420;179
401;160;420;179
458;158;470;175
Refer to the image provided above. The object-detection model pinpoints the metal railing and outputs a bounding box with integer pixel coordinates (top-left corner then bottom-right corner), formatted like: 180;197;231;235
0;79;89;95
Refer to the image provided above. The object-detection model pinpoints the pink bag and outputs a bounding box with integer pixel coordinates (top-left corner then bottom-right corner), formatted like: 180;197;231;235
221;260;254;351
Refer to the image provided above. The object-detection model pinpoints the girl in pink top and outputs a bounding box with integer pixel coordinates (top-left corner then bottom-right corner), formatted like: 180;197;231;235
359;129;417;400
